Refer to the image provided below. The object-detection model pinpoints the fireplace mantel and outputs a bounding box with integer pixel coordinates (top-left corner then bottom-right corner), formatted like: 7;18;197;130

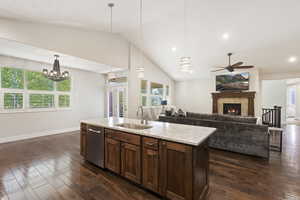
211;91;256;116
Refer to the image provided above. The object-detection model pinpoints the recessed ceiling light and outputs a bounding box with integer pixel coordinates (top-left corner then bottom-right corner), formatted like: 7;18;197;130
288;56;297;63
171;47;177;52
222;32;230;40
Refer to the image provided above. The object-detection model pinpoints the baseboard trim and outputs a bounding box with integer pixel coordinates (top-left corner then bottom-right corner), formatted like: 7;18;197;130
0;127;80;144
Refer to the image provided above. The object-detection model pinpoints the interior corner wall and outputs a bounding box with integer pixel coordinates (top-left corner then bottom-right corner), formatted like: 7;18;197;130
0;18;129;69
175;78;213;114
0;55;105;142
127;45;175;118
261;79;287;123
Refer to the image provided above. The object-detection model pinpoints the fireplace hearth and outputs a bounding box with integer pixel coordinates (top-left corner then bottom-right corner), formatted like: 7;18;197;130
223;103;241;116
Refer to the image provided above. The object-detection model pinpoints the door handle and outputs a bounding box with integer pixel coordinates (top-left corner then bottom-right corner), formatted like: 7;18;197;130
88;129;101;134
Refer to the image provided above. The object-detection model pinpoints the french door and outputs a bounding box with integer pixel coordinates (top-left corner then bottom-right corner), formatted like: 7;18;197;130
108;86;127;118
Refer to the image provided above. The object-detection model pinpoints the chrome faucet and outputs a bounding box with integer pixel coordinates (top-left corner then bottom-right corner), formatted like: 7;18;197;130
137;106;148;124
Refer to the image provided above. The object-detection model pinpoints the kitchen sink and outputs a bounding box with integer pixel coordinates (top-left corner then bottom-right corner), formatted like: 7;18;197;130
116;123;152;130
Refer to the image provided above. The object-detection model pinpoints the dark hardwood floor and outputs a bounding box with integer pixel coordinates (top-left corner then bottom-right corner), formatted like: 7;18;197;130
0;125;299;200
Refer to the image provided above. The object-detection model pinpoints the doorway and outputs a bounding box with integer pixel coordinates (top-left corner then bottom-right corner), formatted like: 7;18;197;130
107;85;127;118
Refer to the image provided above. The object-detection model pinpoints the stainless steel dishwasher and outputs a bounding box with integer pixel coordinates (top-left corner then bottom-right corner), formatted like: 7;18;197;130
86;125;105;168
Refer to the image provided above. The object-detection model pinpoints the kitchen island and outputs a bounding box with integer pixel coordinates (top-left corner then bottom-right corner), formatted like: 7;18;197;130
80;118;216;200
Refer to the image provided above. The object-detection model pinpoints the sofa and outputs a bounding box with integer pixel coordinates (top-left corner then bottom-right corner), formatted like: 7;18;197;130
159;112;269;159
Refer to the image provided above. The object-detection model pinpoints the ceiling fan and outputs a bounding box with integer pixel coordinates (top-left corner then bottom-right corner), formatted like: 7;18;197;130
212;53;254;72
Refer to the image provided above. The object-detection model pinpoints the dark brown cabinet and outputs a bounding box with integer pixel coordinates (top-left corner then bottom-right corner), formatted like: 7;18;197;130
121;143;141;184
159;141;193;200
83;126;209;200
80;123;87;157
142;137;159;193
142;147;159;192
105;137;121;174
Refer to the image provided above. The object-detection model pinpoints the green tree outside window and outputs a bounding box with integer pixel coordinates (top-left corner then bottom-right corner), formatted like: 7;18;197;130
59;95;70;107
57;79;71;92
4;93;23;109
1;67;24;89
26;71;54;91
29;94;54;108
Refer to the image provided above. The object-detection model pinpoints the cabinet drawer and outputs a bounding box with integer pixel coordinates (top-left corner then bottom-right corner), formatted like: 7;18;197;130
143;137;159;150
106;129;141;146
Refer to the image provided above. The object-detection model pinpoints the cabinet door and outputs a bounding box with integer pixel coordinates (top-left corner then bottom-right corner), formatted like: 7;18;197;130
142;147;159;193
105;137;121;174
121;143;141;184
160;141;193;200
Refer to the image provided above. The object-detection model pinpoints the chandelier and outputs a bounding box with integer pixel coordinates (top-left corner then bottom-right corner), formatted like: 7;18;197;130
42;55;70;82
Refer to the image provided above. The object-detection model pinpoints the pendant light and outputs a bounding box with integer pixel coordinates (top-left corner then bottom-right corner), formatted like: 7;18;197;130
179;0;192;73
42;55;70;82
107;3;117;80
136;0;145;79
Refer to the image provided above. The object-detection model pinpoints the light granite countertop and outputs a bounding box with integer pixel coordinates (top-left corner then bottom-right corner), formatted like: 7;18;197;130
81;117;216;146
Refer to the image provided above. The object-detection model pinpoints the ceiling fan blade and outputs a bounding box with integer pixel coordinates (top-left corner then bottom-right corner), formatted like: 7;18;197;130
231;62;243;67
211;68;226;72
233;65;254;69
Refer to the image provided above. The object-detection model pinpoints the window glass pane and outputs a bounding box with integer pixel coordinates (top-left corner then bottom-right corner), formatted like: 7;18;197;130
151;82;163;95
166;85;169;96
141;96;147;106
1;67;24;89
57;79;71;92
29;94;54;108
26;71;54;91
4;93;23;109
141;80;147;94
59;95;70;107
151;96;162;106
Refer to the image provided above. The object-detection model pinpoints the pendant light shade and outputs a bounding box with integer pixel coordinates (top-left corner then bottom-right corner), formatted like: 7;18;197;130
137;0;145;79
179;0;192;73
107;3;117;80
42;55;70;82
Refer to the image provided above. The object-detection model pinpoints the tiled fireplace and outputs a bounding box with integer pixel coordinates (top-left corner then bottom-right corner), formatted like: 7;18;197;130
211;91;256;116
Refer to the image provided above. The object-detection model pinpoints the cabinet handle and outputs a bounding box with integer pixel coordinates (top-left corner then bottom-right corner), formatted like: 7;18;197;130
145;142;157;146
88;128;101;134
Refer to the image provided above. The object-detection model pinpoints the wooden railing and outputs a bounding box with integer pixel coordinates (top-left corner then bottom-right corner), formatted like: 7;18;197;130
262;106;282;128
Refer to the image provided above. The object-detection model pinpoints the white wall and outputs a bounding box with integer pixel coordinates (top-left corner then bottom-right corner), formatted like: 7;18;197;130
261;80;287;122
175;69;262;117
175;79;213;114
0;55;105;142
127;45;175;118
0;18;129;69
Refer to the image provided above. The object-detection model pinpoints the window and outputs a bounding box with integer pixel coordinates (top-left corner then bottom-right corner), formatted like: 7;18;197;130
0;67;72;112
141;80;147;94
166;85;169;96
150;82;163;95
59;95;70;107
57;79;71;92
151;96;162;106
1;67;24;89
4;93;23;109
29;94;55;108
26;71;54;91
140;80;170;107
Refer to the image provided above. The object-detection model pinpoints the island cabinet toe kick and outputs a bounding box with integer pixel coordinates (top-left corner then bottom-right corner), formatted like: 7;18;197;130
80;123;210;200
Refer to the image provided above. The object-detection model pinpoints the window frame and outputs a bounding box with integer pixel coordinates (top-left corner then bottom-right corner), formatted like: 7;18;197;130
139;80;170;107
0;66;72;113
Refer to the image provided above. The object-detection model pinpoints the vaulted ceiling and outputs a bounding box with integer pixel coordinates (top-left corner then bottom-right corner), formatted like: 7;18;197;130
1;0;300;80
